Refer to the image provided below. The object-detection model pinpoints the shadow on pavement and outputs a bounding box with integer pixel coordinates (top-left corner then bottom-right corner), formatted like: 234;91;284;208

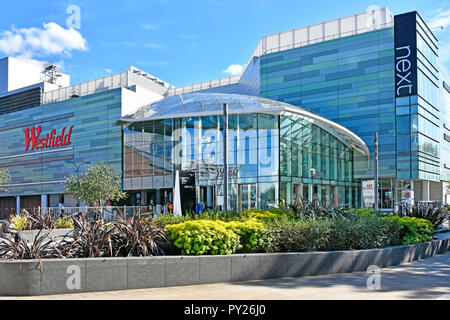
231;252;450;300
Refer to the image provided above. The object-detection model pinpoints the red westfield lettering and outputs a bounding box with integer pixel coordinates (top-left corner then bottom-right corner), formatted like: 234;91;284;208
24;125;74;151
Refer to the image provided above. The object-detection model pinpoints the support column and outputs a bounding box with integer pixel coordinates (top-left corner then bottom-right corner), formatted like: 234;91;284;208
16;196;20;214
423;180;430;203
41;194;48;214
207;186;213;209
333;186;339;207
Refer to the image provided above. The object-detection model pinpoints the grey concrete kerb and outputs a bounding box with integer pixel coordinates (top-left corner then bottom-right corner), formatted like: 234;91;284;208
0;238;448;296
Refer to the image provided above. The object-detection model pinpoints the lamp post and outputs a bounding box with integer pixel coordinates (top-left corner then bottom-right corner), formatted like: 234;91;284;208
374;132;379;211
66;160;89;207
223;103;228;213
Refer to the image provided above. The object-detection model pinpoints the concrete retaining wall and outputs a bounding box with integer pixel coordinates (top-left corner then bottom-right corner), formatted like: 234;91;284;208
0;238;448;296
20;229;73;243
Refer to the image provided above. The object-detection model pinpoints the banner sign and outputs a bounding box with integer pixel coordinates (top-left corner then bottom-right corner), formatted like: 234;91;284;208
394;12;418;98
362;180;375;208
24;125;74;151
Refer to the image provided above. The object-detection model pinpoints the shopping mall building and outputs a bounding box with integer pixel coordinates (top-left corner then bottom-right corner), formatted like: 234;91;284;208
0;8;449;217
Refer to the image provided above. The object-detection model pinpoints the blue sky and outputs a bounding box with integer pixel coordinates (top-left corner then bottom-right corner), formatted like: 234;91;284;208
0;0;449;87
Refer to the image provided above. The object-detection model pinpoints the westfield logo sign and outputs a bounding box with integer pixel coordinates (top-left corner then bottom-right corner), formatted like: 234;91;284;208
24;125;74;151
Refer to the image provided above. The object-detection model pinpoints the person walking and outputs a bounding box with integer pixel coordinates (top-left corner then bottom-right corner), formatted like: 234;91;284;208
71;212;86;240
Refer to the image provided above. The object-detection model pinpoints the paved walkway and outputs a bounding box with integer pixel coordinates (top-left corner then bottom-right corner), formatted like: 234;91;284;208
2;251;449;300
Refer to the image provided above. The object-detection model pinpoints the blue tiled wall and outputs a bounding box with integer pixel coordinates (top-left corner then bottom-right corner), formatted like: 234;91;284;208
0;89;123;196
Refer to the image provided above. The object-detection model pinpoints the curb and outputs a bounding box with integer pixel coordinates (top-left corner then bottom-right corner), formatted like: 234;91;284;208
0;238;448;296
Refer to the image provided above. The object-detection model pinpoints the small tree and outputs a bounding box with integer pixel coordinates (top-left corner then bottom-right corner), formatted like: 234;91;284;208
65;161;127;207
0;169;11;192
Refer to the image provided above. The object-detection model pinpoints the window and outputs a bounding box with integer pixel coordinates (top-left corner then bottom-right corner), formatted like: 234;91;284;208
396;116;410;133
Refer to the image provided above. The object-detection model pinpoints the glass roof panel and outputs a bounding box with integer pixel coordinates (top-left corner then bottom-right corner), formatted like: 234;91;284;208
119;92;370;157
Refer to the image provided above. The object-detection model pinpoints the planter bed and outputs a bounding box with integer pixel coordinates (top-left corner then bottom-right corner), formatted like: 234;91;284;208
0;238;448;296
20;229;74;243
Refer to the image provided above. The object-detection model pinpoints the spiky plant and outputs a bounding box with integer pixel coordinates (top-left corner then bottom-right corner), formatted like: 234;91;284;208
23;209;55;230
405;205;447;230
57;218;115;258
0;229;67;281
287;198;348;219
109;214;168;257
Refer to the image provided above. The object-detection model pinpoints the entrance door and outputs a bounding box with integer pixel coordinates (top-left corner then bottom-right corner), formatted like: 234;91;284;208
292;183;303;203
239;184;257;211
200;186;216;211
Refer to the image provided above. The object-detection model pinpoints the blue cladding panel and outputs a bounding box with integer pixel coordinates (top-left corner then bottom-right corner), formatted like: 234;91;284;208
0;89;123;196
260;28;396;179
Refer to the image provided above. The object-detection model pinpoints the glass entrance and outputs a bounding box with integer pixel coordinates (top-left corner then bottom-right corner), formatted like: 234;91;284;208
199;185;216;211
239;184;257;211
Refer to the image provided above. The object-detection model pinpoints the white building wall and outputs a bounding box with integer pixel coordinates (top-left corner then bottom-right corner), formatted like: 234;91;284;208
0;57;70;95
121;86;165;117
429;181;443;202
7;57;43;93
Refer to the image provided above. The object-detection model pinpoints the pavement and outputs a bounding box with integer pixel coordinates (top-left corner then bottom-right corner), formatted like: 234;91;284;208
1;251;449;300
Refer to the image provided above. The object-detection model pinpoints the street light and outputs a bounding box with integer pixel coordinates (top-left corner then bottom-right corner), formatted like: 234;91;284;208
67;160;89;178
66;160;90;207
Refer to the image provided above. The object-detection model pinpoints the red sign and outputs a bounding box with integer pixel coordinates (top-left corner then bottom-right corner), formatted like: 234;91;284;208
24;125;73;151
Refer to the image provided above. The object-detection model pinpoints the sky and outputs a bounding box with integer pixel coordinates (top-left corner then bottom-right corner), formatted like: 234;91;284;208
0;0;449;87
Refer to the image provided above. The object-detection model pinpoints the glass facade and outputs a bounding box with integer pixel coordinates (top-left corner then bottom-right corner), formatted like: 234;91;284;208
123;110;361;211
260;27;396;180
279;115;360;207
394;13;440;183
440;73;450;183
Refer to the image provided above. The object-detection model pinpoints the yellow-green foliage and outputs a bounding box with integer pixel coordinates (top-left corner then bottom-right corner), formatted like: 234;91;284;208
12;214;29;231
354;209;376;216
165;218;268;255
242;209;284;223
165;220;240;255
227;219;268;253
382;216;434;244
54;216;75;229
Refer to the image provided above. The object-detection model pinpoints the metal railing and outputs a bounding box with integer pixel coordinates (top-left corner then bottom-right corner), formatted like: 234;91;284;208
167;75;241;96
40;205;174;222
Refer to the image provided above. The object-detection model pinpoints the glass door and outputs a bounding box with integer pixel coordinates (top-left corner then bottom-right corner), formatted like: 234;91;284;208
239;184;257;211
200;185;216;211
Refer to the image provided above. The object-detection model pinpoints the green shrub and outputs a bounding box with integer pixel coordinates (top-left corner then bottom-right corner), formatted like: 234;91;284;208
12;214;30;231
382;216;433;244
242;209;286;223
165;220;240;255
54;216;75;229
153;211;245;228
326;215;402;250
404;205;446;230
227;219;268;253
152;215;191;228
264;215;402;253
264;216;333;253
354;209;376;216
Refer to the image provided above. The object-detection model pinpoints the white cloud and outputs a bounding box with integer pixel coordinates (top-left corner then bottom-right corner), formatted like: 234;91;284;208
0;22;87;58
141;23;157;30
179;34;198;39
145;42;161;49
105;68;113;74
427;7;450;71
428;8;450;29
222;64;243;76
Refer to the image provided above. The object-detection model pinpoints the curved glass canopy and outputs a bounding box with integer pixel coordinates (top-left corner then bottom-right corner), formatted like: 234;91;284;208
119;92;370;158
